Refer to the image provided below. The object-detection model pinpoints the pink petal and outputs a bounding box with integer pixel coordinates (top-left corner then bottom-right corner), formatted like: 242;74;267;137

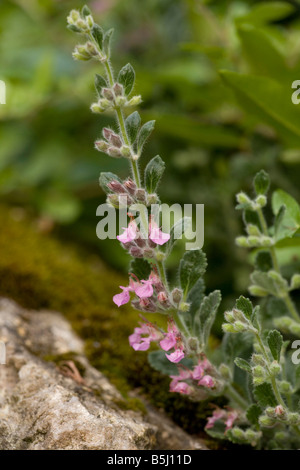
192;364;204;381
135;281;153;298
166;350;185;363
160;334;176;351
132;339;151;351
117;222;137;243
113;287;131;307
149;227;170;246
198;375;214;388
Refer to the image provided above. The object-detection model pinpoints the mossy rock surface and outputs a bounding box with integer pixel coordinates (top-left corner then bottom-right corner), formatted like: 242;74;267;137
0;205;216;436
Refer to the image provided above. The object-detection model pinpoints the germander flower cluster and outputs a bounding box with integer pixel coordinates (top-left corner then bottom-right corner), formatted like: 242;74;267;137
68;6;300;449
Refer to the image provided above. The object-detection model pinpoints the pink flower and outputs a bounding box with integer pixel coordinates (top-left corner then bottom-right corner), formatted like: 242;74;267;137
170;381;192;395
160;321;180;351
135;279;154;298
149;220;170;246
192;363;205;381
113;285;133;307
198;375;214;388
166;349;185;363
117;221;138;243
205;409;227;430
225;411;239;431
129;323;162;351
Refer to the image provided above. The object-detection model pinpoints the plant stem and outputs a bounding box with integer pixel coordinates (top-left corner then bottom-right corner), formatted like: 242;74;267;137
257;208;300;323
225;384;248;410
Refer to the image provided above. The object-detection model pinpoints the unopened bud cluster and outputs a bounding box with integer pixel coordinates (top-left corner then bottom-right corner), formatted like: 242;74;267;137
223;308;258;334
91;85;142;114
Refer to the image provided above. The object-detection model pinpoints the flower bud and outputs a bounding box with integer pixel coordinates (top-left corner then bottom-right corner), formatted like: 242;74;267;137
147;193;158;205
224;311;235;323
77;18;88;30
256;194;267;208
102;88;114;101
123;178;136;195
115;96;127;106
222;323;237;333
85;41;98;56
121;145;131;157
91;103;104;113
86;15;94;29
94;140;109;151
230;427;245;440
143;248;155;258
269;361;281;376
287;412;300;425
249;285;268;297
99;98;112;110
136;189;146;203
232;308;247;323
265;407;276;418
236;236;250;248
260;236;274;247
259;415;275;427
252;354;266;366
278;381;291;394
126;95;142;106
252;365;264;377
187;337;199;352
179;302;190;312
157;291;168;303
275;405;287;420
107;147;122;158
113;83;124;96
171;288;182;304
107;180;125;193
246;224;261;236
156;251;165;262
73;45;91;61
236;192;251;205
291;274;300;290
234;321;247;332
253;376;265;386
129;246;143;258
248;236;261;247
110;134;123;148
107;194;120;208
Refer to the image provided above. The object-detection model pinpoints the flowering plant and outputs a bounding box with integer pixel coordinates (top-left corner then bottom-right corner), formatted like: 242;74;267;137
68;6;300;449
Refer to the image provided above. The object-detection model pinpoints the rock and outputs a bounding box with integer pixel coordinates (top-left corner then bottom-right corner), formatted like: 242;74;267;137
0;298;207;450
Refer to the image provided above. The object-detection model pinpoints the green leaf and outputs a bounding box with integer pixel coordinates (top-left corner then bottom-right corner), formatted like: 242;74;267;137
254;383;277;407
144;155;165;194
103;29;114;56
235;357;251;373
246;404;262;427
99;172;122;194
250;271;278;297
236;296;253;320
164;217;192;255
237;25;288;81
267;330;283;361
255;251;273;272
235;2;295;26
186;278;205;332
220;71;300;146
272;189;300;241
95;74;107;96
222;332;253;366
125;111;141;145
254;170;270;196
148;350;193;376
118;63;135;96
137;121;156;154
91;24;104;49
205;420;227;440
194;290;221;346
129;258;151;280
179;249;207;296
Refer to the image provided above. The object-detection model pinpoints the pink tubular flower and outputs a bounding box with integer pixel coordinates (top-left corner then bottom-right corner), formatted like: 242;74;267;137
129;323;162;351
192;363;205;381
166;349;185;363
169;369;193;395
160;322;178;351
205;409;227;430
135;279;154;298
149;219;170;246
198;375;215;388
113;285;133;307
117;220;138;243
225;410;239;431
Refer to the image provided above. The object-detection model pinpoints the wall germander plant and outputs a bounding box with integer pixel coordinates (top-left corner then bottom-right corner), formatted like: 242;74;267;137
67;5;300;450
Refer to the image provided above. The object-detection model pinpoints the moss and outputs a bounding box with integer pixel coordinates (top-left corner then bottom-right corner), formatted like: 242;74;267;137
0;205;214;437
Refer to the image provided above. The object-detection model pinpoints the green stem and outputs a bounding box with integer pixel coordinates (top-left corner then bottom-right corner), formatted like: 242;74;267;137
257;208;299;323
225;384;248;410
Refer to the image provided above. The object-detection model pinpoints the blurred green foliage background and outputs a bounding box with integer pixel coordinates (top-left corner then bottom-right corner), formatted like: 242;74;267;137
1;0;300;313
